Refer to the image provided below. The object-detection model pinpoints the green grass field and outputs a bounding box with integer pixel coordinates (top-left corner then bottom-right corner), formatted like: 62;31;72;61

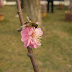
0;6;72;72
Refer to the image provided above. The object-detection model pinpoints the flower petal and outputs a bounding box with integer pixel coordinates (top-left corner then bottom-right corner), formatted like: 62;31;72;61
36;22;38;24
21;27;43;48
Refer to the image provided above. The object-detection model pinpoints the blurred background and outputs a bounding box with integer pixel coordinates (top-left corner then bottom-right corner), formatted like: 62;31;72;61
0;0;72;72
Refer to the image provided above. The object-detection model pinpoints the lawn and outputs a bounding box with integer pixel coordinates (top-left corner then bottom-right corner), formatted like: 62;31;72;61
0;6;72;72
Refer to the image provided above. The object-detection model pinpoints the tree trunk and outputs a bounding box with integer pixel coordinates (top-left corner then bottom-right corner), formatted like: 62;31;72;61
24;0;42;25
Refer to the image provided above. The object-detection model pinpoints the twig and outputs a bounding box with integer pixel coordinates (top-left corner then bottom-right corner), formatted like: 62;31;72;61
16;0;39;72
27;47;39;72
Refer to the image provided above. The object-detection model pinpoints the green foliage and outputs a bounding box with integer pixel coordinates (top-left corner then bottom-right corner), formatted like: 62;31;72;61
0;6;72;72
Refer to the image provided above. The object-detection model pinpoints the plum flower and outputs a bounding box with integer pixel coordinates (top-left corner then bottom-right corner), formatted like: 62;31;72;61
36;22;38;24
21;27;43;48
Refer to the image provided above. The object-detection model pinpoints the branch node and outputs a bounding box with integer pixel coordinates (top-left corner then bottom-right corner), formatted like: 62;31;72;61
27;53;32;57
17;11;20;15
17;28;22;32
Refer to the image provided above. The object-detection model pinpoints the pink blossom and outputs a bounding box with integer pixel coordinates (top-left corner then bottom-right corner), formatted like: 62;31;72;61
36;22;38;24
21;27;43;48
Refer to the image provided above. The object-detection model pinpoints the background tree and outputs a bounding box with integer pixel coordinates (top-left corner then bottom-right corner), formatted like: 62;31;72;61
24;0;42;25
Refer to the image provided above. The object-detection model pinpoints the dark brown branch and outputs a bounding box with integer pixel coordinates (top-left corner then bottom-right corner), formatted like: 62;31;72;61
16;0;39;72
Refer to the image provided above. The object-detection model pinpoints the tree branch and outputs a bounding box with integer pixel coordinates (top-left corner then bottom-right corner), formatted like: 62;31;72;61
16;0;39;72
16;0;24;26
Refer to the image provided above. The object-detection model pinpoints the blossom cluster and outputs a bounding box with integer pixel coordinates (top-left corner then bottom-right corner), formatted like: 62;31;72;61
21;23;43;48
